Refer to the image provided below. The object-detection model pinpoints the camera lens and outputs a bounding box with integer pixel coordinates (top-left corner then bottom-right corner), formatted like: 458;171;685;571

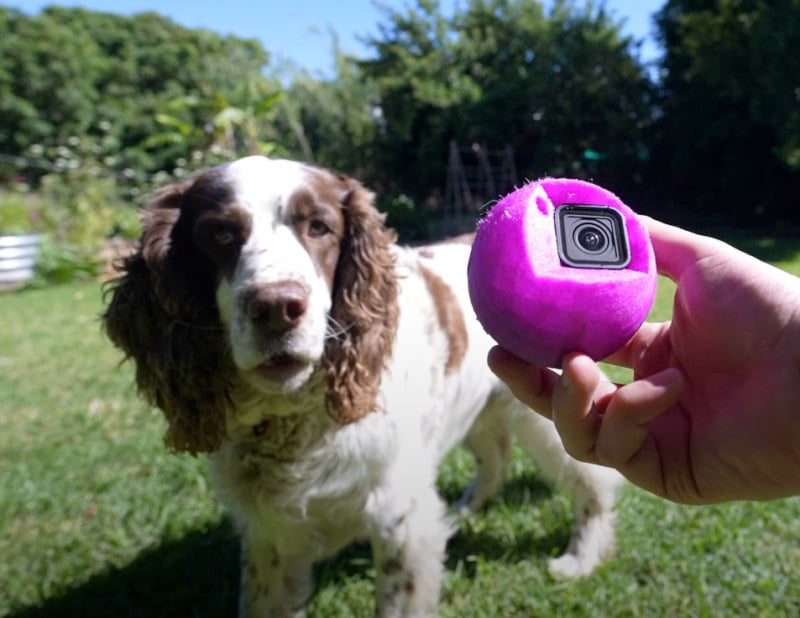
574;224;608;253
555;204;631;269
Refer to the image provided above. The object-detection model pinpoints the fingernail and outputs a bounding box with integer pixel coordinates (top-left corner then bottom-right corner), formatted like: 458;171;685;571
559;352;581;388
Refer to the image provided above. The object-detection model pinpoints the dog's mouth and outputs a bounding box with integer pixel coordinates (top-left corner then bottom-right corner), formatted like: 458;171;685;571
255;352;314;382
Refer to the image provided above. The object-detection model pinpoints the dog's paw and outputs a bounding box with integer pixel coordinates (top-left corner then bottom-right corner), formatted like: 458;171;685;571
547;553;593;579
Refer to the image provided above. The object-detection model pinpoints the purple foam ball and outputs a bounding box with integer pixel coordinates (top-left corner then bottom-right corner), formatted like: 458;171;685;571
468;178;657;367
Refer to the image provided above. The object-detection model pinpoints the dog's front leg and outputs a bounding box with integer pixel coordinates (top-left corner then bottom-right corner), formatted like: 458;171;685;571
238;534;313;618
367;480;452;617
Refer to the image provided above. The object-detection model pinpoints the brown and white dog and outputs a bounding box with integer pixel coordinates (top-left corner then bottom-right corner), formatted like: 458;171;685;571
103;156;624;617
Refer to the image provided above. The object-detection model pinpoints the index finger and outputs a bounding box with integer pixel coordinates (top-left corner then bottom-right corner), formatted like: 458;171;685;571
642;217;724;282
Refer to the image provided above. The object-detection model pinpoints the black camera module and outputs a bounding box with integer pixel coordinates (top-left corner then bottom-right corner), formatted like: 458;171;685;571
554;204;631;269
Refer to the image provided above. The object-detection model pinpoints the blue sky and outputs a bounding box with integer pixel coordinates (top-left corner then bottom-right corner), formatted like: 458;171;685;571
9;0;665;76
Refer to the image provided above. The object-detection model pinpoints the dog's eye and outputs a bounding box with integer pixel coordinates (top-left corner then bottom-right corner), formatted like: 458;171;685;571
308;219;331;238
213;229;235;245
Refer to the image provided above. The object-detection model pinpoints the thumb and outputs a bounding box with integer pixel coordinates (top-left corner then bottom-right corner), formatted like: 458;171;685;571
487;346;561;418
642;217;724;283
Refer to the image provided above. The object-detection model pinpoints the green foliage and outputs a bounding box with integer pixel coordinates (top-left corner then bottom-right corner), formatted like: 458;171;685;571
38;172;118;249
27;236;104;287
465;0;654;182
109;205;142;240
19;134;131;285
279;0;800;228
4;0;800;261
146;84;287;168
379;193;435;241
0;6;275;174
651;0;800;221
0;189;42;234
1;135;138;286
275;41;381;180
0;5;290;287
0;183;104;288
348;0;654;201
357;0;483;194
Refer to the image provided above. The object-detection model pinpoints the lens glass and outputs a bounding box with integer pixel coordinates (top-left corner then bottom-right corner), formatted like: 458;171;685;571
555;204;631;269
575;225;607;253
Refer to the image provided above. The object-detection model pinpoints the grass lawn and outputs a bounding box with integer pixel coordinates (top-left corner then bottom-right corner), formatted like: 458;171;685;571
2;236;800;617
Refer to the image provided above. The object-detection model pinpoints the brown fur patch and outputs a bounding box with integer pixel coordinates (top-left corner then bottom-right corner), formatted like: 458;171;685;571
102;170;245;455
287;171;347;291
419;263;468;375
321;172;400;424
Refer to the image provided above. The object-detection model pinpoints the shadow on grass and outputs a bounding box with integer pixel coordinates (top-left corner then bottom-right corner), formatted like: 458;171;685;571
9;474;567;617
445;474;571;575
498;472;557;506
679;227;800;268
9;523;241;618
722;233;800;265
316;472;568;587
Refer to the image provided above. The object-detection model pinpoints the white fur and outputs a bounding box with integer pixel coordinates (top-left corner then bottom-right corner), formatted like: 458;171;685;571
216;158;334;399
204;157;625;617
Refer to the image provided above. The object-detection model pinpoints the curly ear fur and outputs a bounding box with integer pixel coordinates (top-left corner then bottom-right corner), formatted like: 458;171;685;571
324;182;399;423
102;181;232;454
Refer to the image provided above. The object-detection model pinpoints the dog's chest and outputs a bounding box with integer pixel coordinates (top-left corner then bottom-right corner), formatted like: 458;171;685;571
209;411;396;549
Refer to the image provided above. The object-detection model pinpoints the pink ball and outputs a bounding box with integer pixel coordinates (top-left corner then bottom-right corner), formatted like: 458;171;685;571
468;178;657;367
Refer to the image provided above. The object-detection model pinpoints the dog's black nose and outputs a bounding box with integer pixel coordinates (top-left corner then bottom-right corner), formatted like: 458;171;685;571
244;282;309;334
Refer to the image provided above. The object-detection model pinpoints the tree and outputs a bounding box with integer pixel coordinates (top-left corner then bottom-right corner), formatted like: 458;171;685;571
456;0;655;191
358;0;481;196
145;83;285;169
652;0;800;222
0;6;276;176
278;38;382;183
355;0;654;203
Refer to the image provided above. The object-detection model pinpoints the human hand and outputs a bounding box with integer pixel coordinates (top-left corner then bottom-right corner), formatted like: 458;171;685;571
489;218;800;504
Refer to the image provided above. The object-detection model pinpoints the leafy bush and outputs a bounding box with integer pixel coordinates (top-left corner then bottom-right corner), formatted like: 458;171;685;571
0;189;43;234
110;202;142;240
1;146;140;288
380;193;435;242
27;235;103;287
38;172;119;249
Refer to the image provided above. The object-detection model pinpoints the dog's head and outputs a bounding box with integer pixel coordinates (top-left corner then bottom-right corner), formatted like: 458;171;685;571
103;157;399;454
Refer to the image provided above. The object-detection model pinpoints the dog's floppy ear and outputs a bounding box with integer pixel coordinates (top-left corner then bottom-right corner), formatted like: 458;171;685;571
324;178;399;423
102;181;232;454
